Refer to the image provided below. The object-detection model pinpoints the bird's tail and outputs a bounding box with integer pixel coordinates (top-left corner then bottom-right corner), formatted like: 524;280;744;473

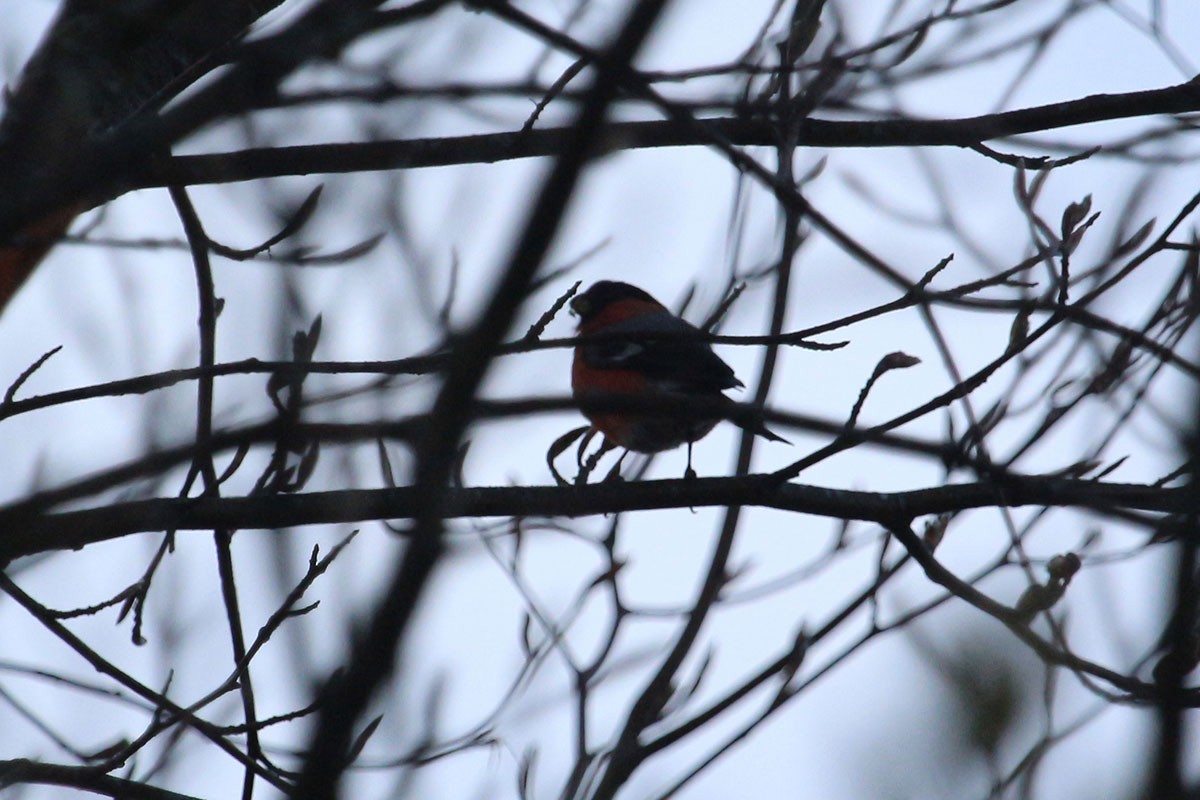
731;405;789;444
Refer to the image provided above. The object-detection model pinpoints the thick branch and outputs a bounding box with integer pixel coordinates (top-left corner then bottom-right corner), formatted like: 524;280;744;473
138;79;1200;188
3;476;1183;562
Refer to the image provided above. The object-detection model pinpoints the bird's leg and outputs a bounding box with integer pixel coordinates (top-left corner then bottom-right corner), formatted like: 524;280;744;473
684;441;697;480
603;449;628;483
576;435;615;485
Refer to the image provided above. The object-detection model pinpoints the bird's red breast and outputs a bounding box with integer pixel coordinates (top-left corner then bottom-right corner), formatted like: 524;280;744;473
571;298;662;449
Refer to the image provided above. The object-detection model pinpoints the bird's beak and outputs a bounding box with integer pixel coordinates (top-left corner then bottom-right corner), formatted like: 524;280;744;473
569;295;588;317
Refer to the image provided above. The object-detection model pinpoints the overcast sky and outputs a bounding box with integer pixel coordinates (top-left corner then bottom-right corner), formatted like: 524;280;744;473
2;2;1198;798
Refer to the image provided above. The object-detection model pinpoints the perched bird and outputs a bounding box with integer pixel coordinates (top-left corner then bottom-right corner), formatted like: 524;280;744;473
570;280;786;478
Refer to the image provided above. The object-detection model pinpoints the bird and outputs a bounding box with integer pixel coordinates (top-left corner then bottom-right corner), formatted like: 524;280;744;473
569;280;786;479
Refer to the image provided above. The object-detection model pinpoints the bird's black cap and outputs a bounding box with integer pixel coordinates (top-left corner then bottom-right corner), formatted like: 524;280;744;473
570;281;661;323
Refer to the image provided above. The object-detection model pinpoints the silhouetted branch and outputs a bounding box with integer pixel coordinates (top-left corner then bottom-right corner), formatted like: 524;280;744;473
5;475;1185;561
